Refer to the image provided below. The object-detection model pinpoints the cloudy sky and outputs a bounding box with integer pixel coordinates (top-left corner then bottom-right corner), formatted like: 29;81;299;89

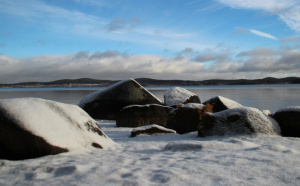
1;0;300;83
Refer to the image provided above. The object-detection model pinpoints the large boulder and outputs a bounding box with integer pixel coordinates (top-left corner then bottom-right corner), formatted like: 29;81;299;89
273;106;300;137
166;103;212;134
203;96;242;113
0;98;115;160
131;124;176;137
164;87;201;106
198;107;281;137
116;104;172;128
79;79;162;120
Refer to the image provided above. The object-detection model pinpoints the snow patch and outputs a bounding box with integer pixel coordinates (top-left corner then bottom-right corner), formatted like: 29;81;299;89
183;103;204;109
131;124;176;134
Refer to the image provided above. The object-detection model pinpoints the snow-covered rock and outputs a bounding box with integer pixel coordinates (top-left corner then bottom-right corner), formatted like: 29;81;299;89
131;124;176;137
203;96;242;113
198;107;281;137
164;87;201;106
79;79;162;120
116;104;172;128
273;106;300;137
0;98;115;160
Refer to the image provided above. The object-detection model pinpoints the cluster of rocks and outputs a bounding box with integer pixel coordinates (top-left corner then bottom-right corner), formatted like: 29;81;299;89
79;78;300;138
0;78;299;160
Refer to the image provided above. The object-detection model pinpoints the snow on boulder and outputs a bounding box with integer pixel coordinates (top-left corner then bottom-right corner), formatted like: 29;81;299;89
0;98;115;160
116;104;172;128
198;107;281;137
164;87;201;106
273;106;300;137
203;96;242;113
131;124;176;137
79;79;162;120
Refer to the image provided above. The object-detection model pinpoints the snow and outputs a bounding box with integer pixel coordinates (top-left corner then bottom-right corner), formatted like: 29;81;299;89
218;96;243;108
0;98;116;151
183;103;204;109
164;86;198;106
131;124;176;134
121;104;171;111
1;119;300;185
275;106;300;113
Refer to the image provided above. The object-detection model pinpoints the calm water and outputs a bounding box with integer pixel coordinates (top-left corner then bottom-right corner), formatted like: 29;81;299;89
0;84;299;113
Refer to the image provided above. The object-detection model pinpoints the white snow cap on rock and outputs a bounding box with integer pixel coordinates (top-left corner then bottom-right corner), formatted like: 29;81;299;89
0;98;115;151
183;103;205;109
217;96;243;109
164;87;198;106
131;124;176;134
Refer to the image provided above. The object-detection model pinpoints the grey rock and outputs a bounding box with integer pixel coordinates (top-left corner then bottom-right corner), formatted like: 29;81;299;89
273;106;300;137
79;79;162;119
198;107;281;137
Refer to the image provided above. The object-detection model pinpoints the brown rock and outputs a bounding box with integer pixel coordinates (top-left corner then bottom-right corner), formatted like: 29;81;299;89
116;104;172;128
166;104;211;134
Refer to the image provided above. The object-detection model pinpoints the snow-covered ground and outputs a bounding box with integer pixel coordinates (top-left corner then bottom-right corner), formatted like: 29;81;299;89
0;120;300;185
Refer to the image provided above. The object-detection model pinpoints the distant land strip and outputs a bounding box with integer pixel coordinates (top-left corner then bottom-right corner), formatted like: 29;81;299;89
0;77;300;88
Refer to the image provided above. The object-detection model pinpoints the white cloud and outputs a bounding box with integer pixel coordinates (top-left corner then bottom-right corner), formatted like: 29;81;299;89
217;0;300;32
250;29;278;40
233;27;278;40
1;46;300;83
217;0;296;11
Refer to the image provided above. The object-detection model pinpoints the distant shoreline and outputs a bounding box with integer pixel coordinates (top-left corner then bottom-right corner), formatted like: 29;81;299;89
0;77;299;88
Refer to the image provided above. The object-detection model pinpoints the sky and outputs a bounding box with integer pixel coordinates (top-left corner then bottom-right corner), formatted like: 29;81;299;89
0;0;300;83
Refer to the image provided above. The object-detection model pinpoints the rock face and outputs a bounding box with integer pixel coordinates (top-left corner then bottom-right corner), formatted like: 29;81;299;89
273;106;300;137
116;104;172;128
166;104;211;134
0;98;115;160
164;87;201;106
198;107;281;137
131;124;176;137
203;96;242;113
79;79;162;119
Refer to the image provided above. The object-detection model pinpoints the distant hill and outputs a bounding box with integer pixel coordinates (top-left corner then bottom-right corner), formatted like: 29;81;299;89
0;77;300;88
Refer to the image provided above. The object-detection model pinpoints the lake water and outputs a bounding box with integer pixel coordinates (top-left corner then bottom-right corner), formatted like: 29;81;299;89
0;84;299;113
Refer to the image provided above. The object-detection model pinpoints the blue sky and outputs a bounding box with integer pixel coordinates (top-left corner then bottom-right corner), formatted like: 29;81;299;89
0;0;300;83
